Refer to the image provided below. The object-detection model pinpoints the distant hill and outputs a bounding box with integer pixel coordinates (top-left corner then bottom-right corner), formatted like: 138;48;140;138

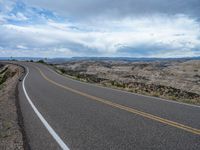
70;56;200;62
0;57;43;61
1;56;200;63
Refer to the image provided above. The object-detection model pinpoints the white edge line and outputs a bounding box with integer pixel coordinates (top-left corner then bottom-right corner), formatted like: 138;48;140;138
22;67;70;150
44;64;200;108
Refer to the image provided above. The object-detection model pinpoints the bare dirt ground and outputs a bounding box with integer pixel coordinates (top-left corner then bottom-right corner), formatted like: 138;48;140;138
0;63;24;150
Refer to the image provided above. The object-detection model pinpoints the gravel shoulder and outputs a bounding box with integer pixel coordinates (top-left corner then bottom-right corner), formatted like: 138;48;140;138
0;63;25;150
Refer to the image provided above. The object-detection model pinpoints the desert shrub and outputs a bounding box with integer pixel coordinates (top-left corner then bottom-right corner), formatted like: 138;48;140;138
37;60;45;64
0;72;8;85
59;68;66;74
194;74;200;78
114;82;123;87
110;80;115;86
0;67;8;74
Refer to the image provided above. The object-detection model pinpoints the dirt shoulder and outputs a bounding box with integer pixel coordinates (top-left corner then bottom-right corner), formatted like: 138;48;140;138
0;63;24;150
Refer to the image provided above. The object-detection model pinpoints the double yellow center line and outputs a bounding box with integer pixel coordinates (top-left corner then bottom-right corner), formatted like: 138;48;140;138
36;67;200;135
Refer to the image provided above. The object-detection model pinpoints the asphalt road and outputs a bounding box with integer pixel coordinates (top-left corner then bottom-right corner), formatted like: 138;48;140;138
16;62;200;150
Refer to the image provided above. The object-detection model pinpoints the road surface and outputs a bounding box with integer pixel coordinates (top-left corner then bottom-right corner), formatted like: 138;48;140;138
17;62;200;150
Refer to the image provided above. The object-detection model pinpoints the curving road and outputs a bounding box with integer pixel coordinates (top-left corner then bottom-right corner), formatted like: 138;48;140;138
17;62;200;150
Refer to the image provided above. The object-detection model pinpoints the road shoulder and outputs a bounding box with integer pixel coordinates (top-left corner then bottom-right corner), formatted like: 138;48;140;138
0;64;27;150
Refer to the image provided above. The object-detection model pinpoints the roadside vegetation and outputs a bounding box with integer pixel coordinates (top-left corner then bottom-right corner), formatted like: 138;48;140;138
0;66;8;85
0;65;17;86
37;59;45;64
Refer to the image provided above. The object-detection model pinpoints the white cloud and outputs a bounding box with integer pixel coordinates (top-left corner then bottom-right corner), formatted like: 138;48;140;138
0;1;200;58
22;0;200;20
16;45;27;49
9;12;28;21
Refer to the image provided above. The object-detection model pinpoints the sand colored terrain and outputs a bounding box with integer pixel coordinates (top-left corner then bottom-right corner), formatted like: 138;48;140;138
55;60;200;105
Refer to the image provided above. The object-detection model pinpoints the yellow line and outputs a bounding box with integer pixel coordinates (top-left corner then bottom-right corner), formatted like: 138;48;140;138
35;67;200;135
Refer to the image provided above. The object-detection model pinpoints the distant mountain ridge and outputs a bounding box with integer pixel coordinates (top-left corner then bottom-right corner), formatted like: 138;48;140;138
70;56;200;61
1;56;200;63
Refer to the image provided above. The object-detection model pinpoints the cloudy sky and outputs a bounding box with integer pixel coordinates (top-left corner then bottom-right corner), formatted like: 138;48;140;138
0;0;200;58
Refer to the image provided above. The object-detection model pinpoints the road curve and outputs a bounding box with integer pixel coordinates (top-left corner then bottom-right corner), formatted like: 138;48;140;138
17;62;200;150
